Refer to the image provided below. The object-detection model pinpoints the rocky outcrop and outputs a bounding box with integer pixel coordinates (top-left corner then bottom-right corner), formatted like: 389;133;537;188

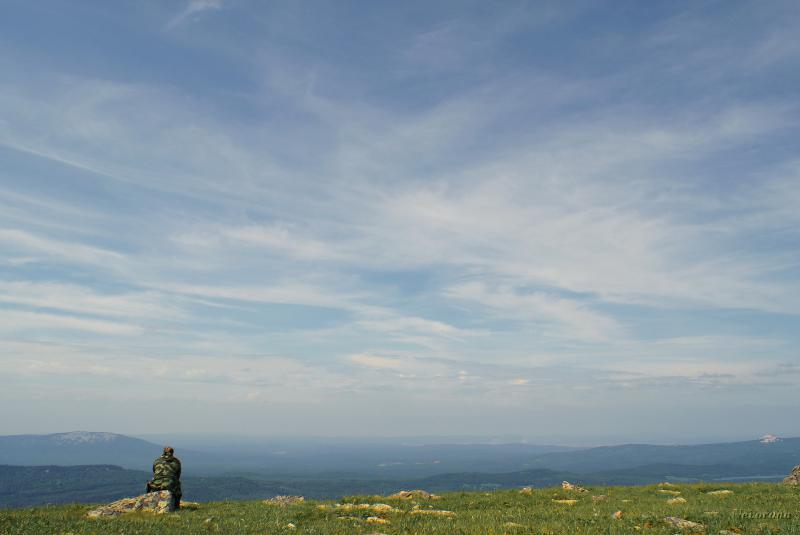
562;481;588;492
783;465;800;485
87;491;175;518
263;495;305;506
388;490;439;500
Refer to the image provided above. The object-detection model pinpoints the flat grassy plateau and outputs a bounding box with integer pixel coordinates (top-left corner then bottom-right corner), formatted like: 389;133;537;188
1;482;798;534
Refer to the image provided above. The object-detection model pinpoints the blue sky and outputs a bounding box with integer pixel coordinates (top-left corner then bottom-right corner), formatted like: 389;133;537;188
1;0;799;444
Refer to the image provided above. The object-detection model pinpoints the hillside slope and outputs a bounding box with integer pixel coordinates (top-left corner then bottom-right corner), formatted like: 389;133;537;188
1;483;798;534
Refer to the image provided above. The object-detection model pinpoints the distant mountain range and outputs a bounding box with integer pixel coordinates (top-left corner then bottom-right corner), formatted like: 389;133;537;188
0;432;575;477
0;432;162;468
1;432;797;508
523;437;800;475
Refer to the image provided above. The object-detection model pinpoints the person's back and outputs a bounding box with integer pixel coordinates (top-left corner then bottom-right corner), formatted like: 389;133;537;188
147;446;182;508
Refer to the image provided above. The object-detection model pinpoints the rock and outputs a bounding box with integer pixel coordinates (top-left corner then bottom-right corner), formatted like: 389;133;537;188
562;481;588;492
504;522;525;528
658;482;677;488
552;499;578;505
409;509;456;517
366;517;390;524
664;516;705;531
658;489;682;495
389;489;439;500
264;495;305;506
519;487;533;495
87;491;175;518
706;490;733;496
667;497;688;504
783;465;800;485
612;510;623;519
335;503;400;513
285;523;296;529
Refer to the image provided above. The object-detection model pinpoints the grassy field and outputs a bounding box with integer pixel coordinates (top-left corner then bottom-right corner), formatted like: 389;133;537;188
1;482;798;534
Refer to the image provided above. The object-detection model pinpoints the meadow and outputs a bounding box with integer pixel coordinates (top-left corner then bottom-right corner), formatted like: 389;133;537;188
1;482;798;534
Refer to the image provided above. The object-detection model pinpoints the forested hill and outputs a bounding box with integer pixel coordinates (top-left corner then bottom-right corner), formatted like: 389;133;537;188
0;462;788;509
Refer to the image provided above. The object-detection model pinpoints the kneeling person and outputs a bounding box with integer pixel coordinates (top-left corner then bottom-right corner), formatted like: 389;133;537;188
147;446;182;509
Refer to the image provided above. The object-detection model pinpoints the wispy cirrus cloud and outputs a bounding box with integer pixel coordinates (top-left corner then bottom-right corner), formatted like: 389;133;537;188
167;0;225;29
0;0;798;439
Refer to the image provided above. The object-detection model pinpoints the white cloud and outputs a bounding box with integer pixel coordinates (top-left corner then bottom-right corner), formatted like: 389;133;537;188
167;0;225;29
0;228;124;268
445;281;623;342
354;316;478;339
346;352;452;379
0;281;183;320
0;309;142;336
173;223;341;261
348;353;406;370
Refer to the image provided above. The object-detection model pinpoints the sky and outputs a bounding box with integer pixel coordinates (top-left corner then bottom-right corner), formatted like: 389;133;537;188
1;0;799;444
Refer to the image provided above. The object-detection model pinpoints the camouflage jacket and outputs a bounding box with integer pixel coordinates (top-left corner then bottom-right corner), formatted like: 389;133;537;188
150;452;181;488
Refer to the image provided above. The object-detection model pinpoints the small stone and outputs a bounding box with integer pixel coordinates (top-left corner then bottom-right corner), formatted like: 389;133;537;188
612;510;623;519
658;481;677;488
552;499;578;505
366;517;390;524
658;489;682;495
664;516;705;531
562;481;589;492
706;490;733;496
409;509;456;517
285;523;296;530
667;497;688;504
503;522;524;528
519;486;533;495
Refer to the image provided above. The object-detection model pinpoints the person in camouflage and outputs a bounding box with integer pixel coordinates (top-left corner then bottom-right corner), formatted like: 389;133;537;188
146;446;182;509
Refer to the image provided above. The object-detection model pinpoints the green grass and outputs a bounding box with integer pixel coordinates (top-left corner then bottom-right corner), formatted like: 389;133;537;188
1;482;798;534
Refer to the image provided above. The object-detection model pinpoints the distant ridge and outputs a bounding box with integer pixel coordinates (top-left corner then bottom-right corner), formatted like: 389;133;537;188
1;432;798;482
522;437;800;473
0;432;162;469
